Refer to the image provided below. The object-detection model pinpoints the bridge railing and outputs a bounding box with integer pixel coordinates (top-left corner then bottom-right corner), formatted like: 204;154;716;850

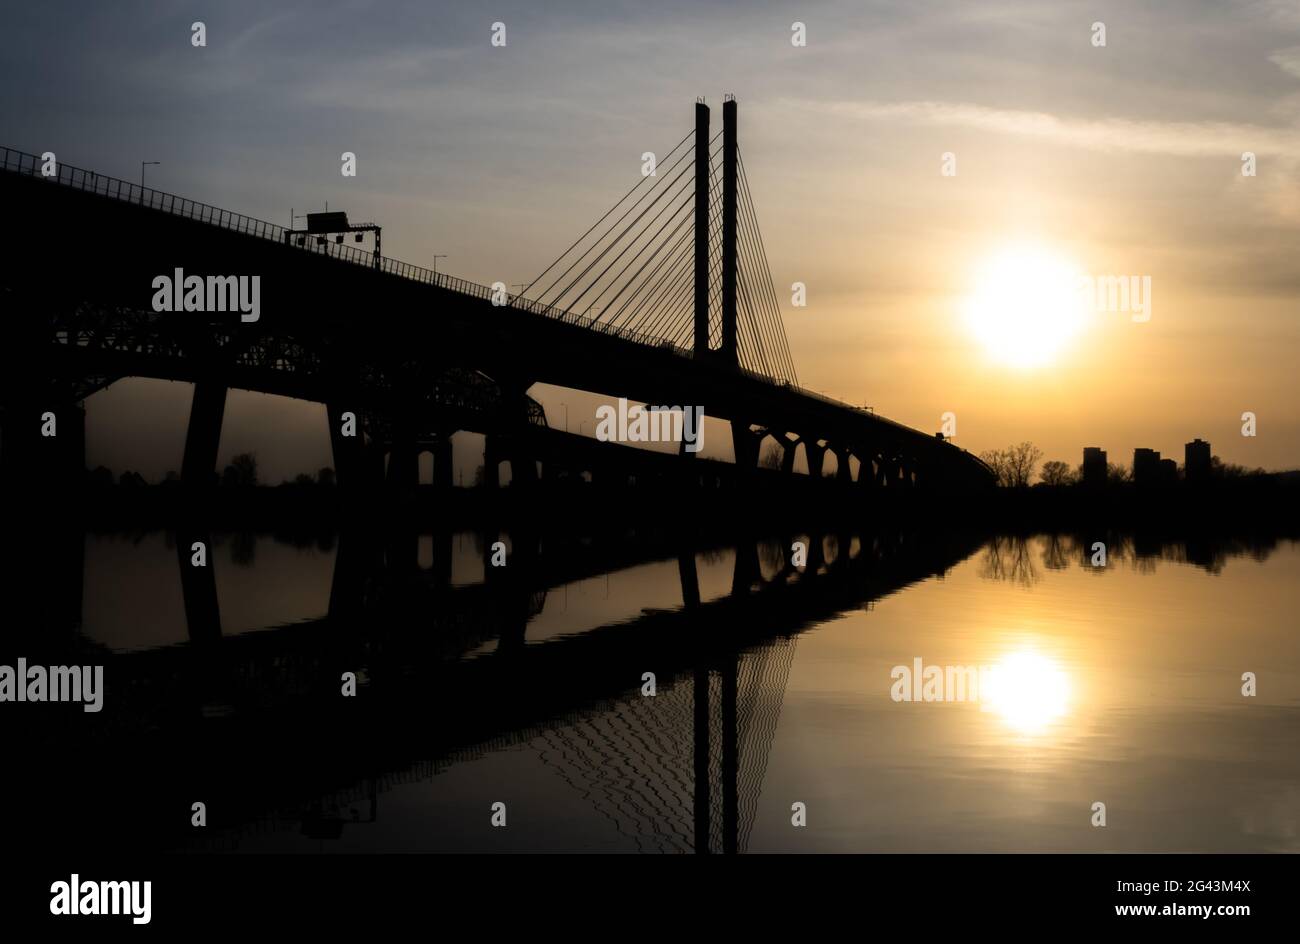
1;146;988;470
0;146;694;359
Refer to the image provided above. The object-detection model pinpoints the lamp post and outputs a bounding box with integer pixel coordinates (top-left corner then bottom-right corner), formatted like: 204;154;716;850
559;402;569;433
432;255;447;278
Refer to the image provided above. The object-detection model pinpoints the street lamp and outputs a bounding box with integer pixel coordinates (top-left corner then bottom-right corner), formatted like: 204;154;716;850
432;255;447;278
559;402;569;433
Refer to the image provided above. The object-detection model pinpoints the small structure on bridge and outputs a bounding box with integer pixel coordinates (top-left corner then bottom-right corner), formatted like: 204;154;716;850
285;211;381;268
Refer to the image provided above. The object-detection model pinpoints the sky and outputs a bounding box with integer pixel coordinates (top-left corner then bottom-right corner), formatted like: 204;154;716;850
3;0;1299;481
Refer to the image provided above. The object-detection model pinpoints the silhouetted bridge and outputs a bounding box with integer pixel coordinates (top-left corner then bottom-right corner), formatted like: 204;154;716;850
0;99;991;493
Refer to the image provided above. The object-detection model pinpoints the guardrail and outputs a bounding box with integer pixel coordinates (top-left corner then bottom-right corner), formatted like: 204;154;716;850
0;146;693;356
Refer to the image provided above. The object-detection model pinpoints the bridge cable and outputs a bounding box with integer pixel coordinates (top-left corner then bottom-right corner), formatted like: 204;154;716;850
556;158;697;317
738;152;799;384
523;130;692;298
635;164;723;339
735;184;782;380
545;152;696;312
610;212;704;336
733;162;786;381
607;215;696;331
733;176;780;379
532;136;696;307
736;150;791;380
539;155;695;318
641;178;725;345
601;128;725;339
582;187;698;330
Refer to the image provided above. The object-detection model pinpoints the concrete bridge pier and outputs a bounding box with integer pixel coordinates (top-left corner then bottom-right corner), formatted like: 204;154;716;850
805;532;826;574
678;548;701;609
731;537;761;596
835;445;854;484
181;382;228;487
803;439;827;479
327;402;369;489
430;524;454;589
0;295;56;490
511;440;538;488
433;432;455;489
731;422;762;476
384;525;420;575
833;530;854;569
174;521;233;719
328;526;378;622
484;432;537;490
5;400;87;493
483;436;508;488
487;526;539;653
860;453;880;490
176;524;222;646
779;434;800;475
879;455;900;488
384;416;419;490
895;457;915;489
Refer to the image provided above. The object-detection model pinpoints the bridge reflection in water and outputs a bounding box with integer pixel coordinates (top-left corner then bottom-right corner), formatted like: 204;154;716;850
15;521;981;854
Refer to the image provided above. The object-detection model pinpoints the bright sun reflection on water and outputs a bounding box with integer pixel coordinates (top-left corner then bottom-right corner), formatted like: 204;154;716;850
984;651;1072;734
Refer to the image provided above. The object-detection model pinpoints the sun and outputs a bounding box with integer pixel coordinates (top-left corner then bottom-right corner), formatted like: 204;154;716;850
963;245;1089;368
984;650;1071;735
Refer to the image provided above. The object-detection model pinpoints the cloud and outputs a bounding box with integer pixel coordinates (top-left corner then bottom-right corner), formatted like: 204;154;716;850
801;99;1300;159
1269;45;1300;80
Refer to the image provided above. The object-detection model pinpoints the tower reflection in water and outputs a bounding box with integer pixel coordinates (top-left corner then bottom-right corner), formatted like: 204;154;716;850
14;521;978;853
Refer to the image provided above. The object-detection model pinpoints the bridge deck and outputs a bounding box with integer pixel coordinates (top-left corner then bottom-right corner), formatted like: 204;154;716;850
1;146;992;487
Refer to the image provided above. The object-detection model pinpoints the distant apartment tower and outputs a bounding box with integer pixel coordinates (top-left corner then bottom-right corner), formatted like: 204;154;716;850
1133;448;1162;485
1082;447;1107;487
1159;457;1178;484
1185;438;1212;483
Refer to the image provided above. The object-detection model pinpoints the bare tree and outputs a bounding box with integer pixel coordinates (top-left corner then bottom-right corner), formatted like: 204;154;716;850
1039;460;1076;487
979;442;1044;487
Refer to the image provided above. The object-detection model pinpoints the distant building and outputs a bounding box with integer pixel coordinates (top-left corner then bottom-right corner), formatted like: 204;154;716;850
1159;457;1178;484
1185;438;1212;483
1133;448;1162;486
1082;447;1107;487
